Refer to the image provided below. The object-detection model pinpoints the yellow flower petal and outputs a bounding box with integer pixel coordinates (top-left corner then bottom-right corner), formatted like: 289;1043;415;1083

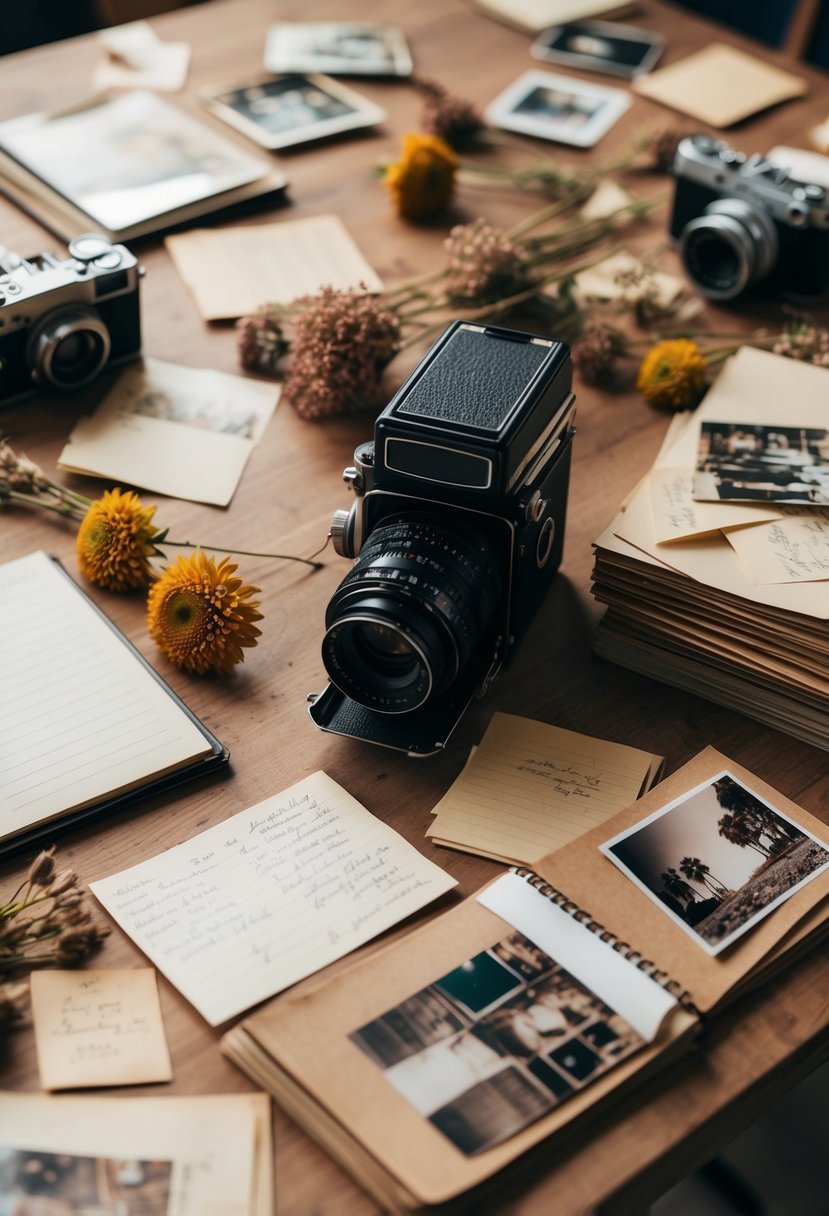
147;551;262;675
76;488;158;591
385;132;458;222
636;339;707;410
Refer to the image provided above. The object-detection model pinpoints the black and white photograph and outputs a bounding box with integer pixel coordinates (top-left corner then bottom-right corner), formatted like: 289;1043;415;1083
349;930;644;1156
601;772;829;955
694;422;829;505
265;21;413;77
485;70;631;148
0;1147;173;1215
532;19;665;78
202;73;386;150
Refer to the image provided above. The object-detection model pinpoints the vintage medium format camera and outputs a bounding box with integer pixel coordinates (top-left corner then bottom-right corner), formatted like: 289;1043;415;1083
0;233;142;404
669;134;829;302
309;321;576;756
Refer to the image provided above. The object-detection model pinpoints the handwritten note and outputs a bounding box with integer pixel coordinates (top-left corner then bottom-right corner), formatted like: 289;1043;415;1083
725;511;829;583
649;467;782;544
30;968;172;1090
427;713;663;866
91;771;456;1025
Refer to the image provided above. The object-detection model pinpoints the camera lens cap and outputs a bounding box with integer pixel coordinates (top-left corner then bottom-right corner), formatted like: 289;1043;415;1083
68;234;113;263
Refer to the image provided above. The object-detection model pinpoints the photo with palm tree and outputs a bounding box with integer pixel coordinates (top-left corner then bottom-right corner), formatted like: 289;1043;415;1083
600;772;829;955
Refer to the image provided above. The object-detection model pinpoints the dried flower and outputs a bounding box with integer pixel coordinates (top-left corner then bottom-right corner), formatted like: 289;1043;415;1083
573;323;629;387
237;305;289;375
444;219;530;304
76;487;160;592
282;286;400;420
385;133;458;222
772;321;829;368
636;338;707;409
413;76;484;152
0;846;109;980
147;551;263;675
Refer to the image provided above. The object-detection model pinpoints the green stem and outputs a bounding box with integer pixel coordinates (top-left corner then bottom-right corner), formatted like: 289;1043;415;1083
160;539;323;570
2;489;86;519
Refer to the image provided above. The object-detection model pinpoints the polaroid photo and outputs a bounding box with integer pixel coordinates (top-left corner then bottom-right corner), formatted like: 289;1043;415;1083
600;771;829;956
486;70;631;147
532;19;665;78
0;1149;173;1212
349;929;643;1155
693;421;829;506
265;22;412;78
202;73;385;150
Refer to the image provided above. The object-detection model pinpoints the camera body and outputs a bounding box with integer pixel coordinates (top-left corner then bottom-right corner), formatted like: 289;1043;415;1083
669;134;829;301
0;233;142;404
309;320;576;756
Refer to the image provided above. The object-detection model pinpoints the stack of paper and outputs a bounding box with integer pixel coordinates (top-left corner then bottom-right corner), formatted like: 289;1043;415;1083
592;347;829;750
427;712;663;865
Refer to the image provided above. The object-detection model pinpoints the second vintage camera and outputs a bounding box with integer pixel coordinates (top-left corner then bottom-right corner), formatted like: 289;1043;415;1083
0;233;142;404
670;134;829;302
309;320;576;756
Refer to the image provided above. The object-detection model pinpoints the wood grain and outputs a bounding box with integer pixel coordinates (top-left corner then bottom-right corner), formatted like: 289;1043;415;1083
0;2;827;1213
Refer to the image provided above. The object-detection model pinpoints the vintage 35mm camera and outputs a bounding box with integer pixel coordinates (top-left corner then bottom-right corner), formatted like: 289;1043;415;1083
670;134;829;302
309;321;576;756
0;233;142;404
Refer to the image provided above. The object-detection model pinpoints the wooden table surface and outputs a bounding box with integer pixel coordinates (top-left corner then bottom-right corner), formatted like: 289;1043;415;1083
1;1;828;1213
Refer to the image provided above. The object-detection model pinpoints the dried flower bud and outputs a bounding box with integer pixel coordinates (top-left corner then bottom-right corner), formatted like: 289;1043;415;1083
56;925;108;964
0;980;29;1035
237;306;289;376
28;848;56;888
413;75;485;152
47;869;78;898
572;323;629;387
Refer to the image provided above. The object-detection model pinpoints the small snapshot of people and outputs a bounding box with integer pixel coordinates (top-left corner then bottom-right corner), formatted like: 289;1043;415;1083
695;423;829;504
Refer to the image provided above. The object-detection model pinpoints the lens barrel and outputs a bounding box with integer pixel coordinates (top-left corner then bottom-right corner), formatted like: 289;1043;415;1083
322;515;500;714
26;304;111;389
680;199;778;300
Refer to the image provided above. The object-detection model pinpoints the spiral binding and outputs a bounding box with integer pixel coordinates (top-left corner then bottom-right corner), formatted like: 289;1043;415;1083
513;865;699;1014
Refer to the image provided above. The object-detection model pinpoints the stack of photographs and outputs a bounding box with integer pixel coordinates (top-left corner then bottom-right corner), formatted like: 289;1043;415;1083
0;90;286;243
592;347;829;752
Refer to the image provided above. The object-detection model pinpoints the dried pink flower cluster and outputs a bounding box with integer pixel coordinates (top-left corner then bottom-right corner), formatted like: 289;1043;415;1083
444;219;530;306
414;76;484;152
773;323;829;367
572;323;629;387
281;286;401;421
237;305;289;376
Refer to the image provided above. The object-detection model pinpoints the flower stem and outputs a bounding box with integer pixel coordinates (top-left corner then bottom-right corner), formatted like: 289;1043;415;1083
3;489;86;519
159;539;323;569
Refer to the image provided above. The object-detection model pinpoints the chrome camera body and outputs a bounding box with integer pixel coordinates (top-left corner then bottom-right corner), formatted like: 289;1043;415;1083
0;233;142;404
309;320;576;757
669;134;829;302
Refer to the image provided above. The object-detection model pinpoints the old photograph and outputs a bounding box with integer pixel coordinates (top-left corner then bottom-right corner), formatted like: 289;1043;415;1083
203;73;385;150
601;772;829;954
265;21;413;77
0;1147;172;1214
694;422;829;505
349;930;644;1155
485;70;631;148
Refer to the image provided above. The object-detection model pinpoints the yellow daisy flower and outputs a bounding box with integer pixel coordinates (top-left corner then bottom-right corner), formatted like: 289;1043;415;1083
76;488;159;591
147;551;263;675
385;132;458;222
636;338;707;410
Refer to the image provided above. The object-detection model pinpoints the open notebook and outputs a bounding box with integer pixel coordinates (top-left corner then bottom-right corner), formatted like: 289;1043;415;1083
0;551;227;854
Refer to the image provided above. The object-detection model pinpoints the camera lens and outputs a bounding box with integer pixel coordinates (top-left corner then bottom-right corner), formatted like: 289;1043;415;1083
26;304;111;389
322;515;500;714
679;199;778;300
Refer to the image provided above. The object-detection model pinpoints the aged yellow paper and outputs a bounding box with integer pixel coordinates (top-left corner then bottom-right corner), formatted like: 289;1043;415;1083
427;712;662;865
725;512;829;583
649;467;782;543
58;357;278;506
633;43;806;127
31;967;172;1090
166;214;383;320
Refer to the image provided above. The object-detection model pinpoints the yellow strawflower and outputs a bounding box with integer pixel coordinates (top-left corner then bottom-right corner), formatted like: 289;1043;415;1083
385;132;458;221
76;488;159;591
636;338;707;410
147;551;262;675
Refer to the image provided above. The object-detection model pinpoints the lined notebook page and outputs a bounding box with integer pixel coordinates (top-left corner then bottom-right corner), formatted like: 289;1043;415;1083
428;713;662;866
0;551;212;839
91;771;458;1026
